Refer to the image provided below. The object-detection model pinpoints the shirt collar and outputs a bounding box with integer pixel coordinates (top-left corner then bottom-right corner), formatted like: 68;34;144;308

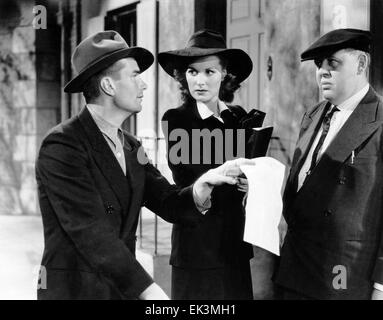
335;84;370;112
196;100;229;121
87;104;122;147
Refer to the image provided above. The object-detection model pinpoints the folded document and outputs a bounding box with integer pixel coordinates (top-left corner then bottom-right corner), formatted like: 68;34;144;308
240;157;285;256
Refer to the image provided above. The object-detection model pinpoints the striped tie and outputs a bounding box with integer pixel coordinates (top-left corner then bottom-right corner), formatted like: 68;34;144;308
306;106;340;176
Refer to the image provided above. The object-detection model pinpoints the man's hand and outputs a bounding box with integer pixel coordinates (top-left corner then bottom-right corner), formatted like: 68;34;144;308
192;158;255;212
139;283;169;300
199;158;255;188
214;158;255;178
198;169;238;187
193;170;237;212
371;288;383;300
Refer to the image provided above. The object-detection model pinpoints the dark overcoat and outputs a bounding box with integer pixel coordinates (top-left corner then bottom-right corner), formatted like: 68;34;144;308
275;87;383;299
36;107;204;300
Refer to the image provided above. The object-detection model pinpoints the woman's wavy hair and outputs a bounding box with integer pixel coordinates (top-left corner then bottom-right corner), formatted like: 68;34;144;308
173;55;241;104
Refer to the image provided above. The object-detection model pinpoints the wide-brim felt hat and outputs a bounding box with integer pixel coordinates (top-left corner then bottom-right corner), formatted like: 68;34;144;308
301;28;372;62
158;29;253;83
64;30;154;93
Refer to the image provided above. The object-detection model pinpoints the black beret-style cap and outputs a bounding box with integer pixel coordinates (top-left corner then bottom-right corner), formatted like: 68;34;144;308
301;28;372;62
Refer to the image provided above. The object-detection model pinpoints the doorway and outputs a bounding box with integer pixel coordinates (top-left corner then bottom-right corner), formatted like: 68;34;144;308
226;0;266;112
105;3;138;135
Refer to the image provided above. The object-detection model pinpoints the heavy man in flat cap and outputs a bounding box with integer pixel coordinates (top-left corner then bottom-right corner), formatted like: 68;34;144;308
275;28;383;300
35;30;252;300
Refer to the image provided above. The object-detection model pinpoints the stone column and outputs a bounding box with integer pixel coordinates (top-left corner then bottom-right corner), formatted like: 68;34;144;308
0;0;60;215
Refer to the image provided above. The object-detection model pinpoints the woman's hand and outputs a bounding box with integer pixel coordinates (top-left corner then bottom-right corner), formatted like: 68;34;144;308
236;177;248;193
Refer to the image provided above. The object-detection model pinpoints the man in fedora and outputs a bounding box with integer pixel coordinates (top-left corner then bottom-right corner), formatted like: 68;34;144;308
275;28;383;300
35;30;252;300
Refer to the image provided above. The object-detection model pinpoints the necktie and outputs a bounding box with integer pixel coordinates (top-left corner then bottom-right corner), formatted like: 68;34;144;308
306;106;340;176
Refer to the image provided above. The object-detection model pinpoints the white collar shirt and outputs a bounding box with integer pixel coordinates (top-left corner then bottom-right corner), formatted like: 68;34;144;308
297;84;370;191
87;104;126;175
196;100;229;123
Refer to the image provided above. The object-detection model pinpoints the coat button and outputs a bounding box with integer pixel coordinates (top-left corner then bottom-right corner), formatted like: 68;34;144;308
324;209;332;217
106;204;114;214
339;177;346;185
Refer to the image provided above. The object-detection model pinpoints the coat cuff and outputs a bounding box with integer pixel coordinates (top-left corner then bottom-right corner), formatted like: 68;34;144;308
120;262;154;299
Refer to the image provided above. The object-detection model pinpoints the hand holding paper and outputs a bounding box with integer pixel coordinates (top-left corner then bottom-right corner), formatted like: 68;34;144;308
193;158;256;212
216;158;255;177
236;177;248;193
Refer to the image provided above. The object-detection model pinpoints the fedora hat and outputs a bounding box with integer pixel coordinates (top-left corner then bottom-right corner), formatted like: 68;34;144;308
64;30;154;93
158;29;253;83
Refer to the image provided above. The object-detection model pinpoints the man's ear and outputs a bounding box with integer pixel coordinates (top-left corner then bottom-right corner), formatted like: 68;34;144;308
221;69;227;81
100;77;115;96
357;53;368;75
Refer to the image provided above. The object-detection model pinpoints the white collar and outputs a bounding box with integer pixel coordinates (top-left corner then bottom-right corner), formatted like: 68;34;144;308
196;100;229;120
335;84;370;112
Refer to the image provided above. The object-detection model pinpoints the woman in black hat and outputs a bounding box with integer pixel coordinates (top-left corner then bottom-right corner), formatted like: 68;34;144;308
159;29;261;300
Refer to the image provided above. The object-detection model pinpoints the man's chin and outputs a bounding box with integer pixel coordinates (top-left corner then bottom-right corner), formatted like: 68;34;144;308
130;105;142;113
322;91;334;102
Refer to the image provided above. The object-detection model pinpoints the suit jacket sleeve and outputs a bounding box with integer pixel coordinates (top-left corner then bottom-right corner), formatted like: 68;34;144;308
36;131;153;298
143;162;205;226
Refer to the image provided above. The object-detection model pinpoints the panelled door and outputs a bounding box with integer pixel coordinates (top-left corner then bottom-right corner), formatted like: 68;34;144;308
227;0;266;112
227;2;278;301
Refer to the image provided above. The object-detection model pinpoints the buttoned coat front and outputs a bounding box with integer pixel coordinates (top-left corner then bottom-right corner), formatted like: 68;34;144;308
162;102;254;299
36;107;203;300
275;87;383;299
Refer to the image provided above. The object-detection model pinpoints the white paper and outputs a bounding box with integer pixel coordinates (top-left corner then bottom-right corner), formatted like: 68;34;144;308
240;157;285;256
